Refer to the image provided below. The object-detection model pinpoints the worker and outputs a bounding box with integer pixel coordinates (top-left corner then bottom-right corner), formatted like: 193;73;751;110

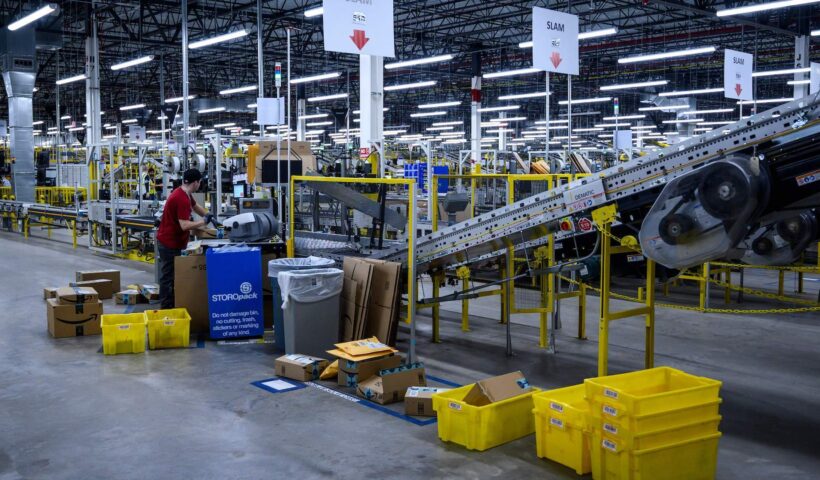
156;168;214;309
1;176;10;187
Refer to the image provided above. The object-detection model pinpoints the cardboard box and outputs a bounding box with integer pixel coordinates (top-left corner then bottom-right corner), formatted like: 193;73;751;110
43;287;59;300
71;279;114;300
250;141;317;184
115;289;144;305
75;269;121;292
275;354;330;382
341;258;374;341
462;371;533;407
336;354;402;387
139;284;159;302
356;362;426;405
46;298;103;338
174;254;209;334
56;286;99;305
404;386;451;417
335;337;394;357
360;259;402;345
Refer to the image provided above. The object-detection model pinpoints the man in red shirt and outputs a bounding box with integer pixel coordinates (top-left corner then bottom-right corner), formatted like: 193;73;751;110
157;168;214;309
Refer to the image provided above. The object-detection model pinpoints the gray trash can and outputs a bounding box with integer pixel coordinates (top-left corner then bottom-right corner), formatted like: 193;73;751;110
278;268;344;358
268;256;335;351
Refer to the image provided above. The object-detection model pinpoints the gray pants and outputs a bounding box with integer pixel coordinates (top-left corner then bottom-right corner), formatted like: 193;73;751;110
158;242;181;309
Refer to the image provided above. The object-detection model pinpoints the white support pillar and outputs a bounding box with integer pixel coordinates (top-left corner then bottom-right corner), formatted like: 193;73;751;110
85;17;101;147
470;52;482;172
498;112;507;153
359;55;384;176
296;84;306;141
794;35;810;99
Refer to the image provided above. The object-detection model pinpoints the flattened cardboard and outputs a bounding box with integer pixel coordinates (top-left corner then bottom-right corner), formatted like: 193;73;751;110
356;363;426;404
71;279;113;300
43;287;58;300
335;337;393;357
336;354;402;387
275;354;329;382
56;286;99;305
341;258;374;341
75;269;121;292
405;386;451;417
361;259;401;344
47;298;103;338
463;371;533;406
174;255;209;335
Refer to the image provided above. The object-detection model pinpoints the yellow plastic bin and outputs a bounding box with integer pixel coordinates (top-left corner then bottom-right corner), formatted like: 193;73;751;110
591;431;722;480
585;367;721;418
432;384;541;451
145;308;191;350
595;416;721;451
533;385;592;474
592;399;722;434
101;313;147;355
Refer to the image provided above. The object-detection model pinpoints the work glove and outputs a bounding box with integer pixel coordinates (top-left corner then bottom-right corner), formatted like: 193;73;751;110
203;213;214;226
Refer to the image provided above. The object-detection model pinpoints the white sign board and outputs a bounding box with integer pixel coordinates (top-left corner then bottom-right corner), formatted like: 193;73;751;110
811;62;820;95
323;0;395;58
532;7;579;75
614;130;632;152
562;178;606;214
128;125;146;141
724;49;752;101
257;97;285;125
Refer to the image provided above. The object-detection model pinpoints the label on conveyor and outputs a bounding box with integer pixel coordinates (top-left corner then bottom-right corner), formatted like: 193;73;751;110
562;178;606;214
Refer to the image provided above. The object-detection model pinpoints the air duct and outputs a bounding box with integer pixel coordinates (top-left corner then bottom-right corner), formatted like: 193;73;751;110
1;27;36;202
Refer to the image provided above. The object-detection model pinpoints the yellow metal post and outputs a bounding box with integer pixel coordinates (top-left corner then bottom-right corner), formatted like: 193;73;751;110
598;222;612;376
578;283;587;340
431;271;442;343
778;270;785;297
456;266;471;332
645;259;656;369
72;221;77;249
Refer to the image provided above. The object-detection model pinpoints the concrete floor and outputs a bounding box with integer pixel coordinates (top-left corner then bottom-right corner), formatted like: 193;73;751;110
1;230;819;479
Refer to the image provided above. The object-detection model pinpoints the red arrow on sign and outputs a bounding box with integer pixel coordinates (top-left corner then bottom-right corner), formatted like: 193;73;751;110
350;29;370;50
550;51;563;68
734;83;743;96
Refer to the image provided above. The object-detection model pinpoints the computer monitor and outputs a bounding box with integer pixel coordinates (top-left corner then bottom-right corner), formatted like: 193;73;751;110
233;184;245;198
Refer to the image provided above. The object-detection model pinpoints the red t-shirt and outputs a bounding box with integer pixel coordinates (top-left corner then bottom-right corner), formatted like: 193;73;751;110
157;187;197;249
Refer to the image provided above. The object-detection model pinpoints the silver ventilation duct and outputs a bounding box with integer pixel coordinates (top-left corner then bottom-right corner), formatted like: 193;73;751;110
1;28;36;202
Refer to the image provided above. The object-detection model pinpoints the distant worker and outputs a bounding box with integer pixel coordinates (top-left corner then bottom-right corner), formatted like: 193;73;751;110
1;176;10;187
156;168;214;309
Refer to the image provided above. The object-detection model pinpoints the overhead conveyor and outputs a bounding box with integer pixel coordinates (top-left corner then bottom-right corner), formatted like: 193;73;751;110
370;93;820;272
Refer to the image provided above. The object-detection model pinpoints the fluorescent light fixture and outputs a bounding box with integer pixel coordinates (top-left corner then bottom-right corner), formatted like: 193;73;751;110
122;119;138;124
600;80;668;91
518;27;618;48
787;79;811;85
559;97;611;105
32;120;44;126
201;128;215;133
111;55;154;71
298;113;328;120
67;127;84;132
307;93;348;102
426;126;454;131
595;123;632;128
418;101;460;109
56;74;86;85
477;105;520;113
483;67;541;79
7;4;57;31
658;88;723;97
717;0;820;17
432;121;463;126
494;116;527;122
304;6;324;17
603;114;646;120
661;118;704;124
291;72;341;84
574;127;605;132
189;29;248;49
410;111;447;118
306;121;333;126
60;115;71;120
498;91;548;100
220;85;257;95
198;106;226;114
693;128;714;132
166;95;196;103
534;119;569;124
384;80;436;91
813;29;820;36
638;104;689;111
481;121;506;127
752;67;810;78
385;54;453;70
632;125;655;130
104;125;116;130
738;98;793;105
247;103;257;108
383;130;408;136
697;121;734;126
619;46;715;64
214;122;236;128
352;108;389;114
682;108;735;115
119;103;145;111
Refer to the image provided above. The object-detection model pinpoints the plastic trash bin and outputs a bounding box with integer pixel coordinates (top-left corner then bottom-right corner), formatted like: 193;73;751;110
278;268;344;358
268;256;335;351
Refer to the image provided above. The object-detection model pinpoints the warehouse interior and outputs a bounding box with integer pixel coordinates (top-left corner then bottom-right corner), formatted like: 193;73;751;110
1;1;819;479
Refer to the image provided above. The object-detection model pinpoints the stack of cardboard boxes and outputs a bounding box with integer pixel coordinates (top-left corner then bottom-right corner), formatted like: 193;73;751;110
340;258;402;345
46;286;103;338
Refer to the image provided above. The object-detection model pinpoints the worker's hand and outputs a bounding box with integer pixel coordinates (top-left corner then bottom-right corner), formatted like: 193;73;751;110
203;213;214;226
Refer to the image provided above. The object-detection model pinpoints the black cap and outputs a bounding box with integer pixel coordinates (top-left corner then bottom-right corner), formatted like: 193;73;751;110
183;168;202;184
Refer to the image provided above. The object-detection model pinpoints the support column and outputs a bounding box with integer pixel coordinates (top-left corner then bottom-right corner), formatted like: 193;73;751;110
2;27;36;202
296;84;306;141
498;112;507;153
470;52;482;171
181;0;190;163
794;35;810;99
85;13;102;147
359;55;384;176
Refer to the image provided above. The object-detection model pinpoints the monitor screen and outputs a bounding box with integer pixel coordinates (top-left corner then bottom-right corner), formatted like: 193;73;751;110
233;184;245;198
